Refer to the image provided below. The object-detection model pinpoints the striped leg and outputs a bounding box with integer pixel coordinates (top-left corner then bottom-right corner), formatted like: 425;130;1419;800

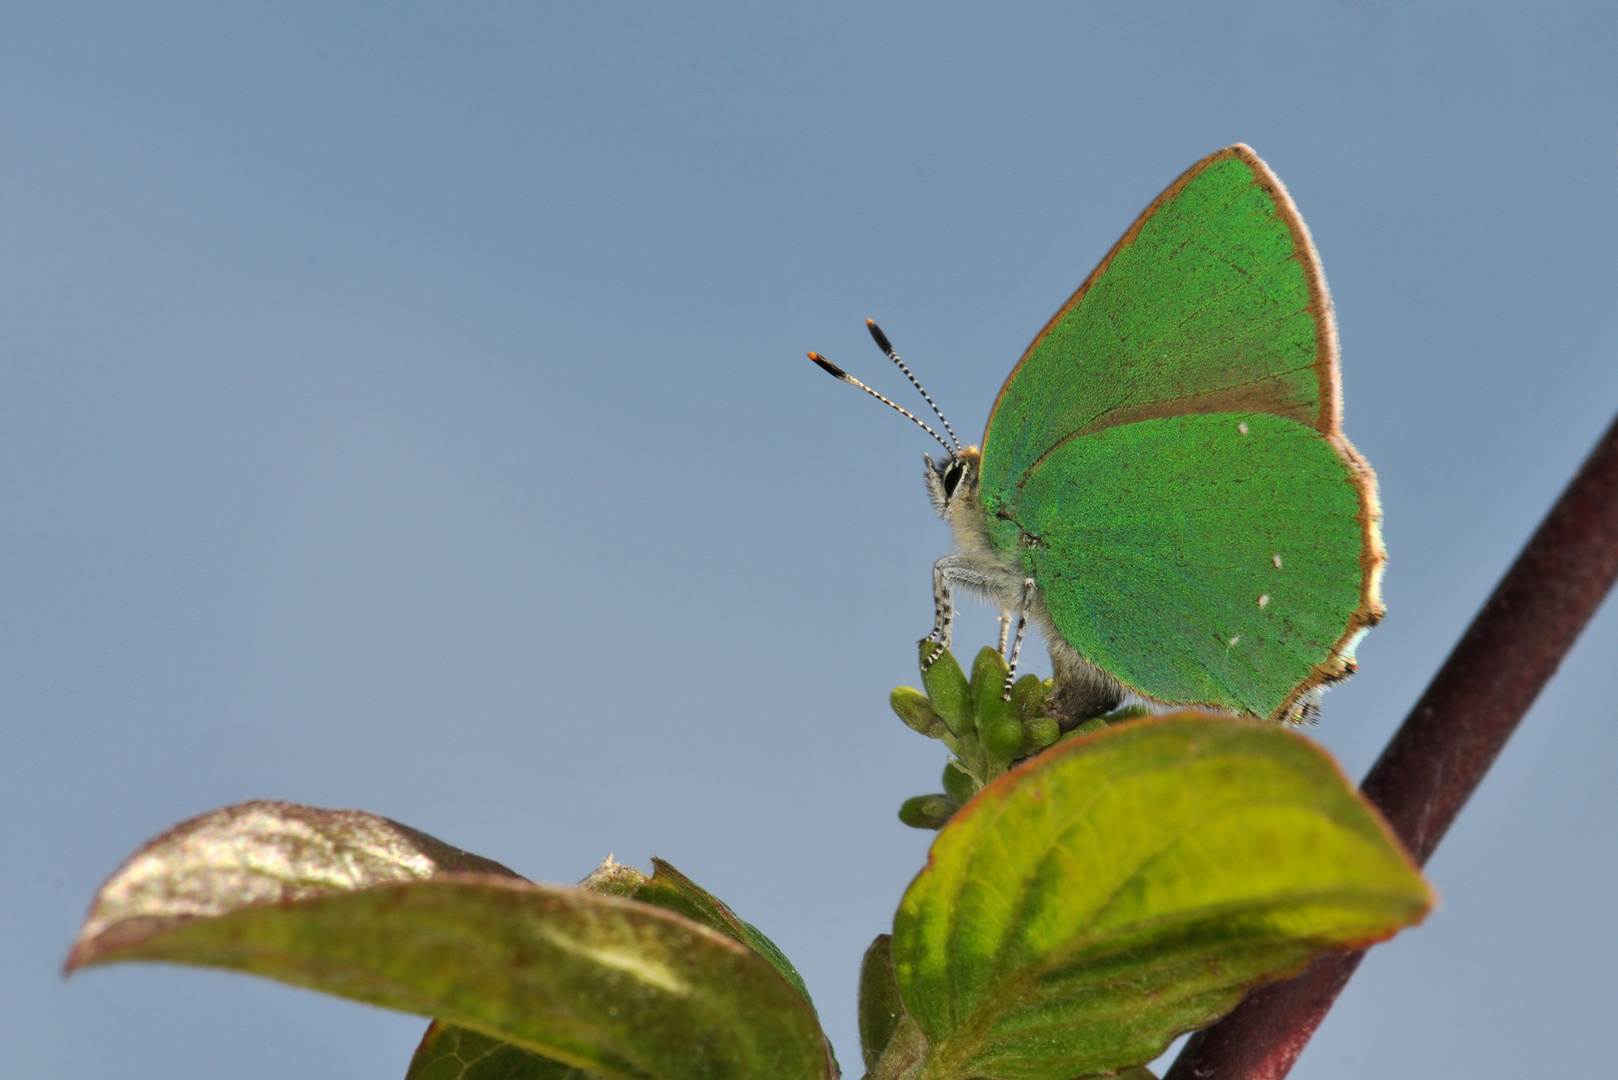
923;555;995;670
1002;578;1036;700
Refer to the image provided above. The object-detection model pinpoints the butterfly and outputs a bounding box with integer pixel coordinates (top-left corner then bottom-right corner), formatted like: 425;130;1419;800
810;145;1384;725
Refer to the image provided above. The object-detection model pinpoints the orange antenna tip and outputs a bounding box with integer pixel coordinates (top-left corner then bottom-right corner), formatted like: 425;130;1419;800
808;353;849;380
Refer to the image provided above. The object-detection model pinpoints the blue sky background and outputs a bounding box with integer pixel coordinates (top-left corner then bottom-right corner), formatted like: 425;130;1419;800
4;4;1617;1078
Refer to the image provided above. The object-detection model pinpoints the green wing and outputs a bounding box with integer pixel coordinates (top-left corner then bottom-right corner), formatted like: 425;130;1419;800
980;146;1382;720
1011;413;1368;717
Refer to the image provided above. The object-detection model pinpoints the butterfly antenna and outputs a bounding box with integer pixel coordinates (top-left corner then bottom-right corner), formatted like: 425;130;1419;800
806;352;954;454
866;319;961;450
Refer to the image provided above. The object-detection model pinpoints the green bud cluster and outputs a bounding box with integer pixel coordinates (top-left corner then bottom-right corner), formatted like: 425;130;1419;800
889;644;1067;830
890;647;1160;829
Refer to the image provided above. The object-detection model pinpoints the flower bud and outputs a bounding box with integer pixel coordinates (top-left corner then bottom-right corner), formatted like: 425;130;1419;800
983;715;1025;761
971;647;1013;736
898;794;961;830
1020;715;1061;755
919;644;973;737
890;687;946;738
1010;674;1048;725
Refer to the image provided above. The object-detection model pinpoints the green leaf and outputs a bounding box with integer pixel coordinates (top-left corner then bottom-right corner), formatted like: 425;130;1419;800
408;1020;596;1080
66;801;525;957
857;935;905;1074
409;854;833;1080
649;860;815;1005
886;714;1433;1080
409;852;824;1080
68;802;831;1080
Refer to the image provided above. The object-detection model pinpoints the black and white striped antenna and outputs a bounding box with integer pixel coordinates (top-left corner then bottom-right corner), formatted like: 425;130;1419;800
864;320;961;451
806;351;953;454
806;320;962;454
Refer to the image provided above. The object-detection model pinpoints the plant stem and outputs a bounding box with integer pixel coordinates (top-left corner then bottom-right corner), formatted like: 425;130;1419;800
1165;406;1618;1080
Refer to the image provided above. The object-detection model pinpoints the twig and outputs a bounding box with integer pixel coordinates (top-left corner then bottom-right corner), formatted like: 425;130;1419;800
1166;407;1618;1080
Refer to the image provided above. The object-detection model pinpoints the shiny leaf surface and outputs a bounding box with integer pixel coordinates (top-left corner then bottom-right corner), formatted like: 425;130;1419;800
69;802;830;1080
887;715;1432;1080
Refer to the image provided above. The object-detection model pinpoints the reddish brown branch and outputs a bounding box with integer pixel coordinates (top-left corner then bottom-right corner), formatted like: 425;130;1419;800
1166;408;1618;1080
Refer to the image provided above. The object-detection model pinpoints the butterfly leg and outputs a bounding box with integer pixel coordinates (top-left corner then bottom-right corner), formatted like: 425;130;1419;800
924;555;995;669
997;614;1011;656
1002;578;1036;700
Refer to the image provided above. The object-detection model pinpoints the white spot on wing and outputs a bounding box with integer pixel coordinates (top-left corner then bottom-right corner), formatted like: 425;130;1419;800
1237;421;1249;435
1258;594;1269;608
1272;554;1283;569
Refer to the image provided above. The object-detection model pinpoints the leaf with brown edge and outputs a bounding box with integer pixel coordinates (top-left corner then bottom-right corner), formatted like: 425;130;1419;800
635;857;815;1010
67;803;832;1080
405;854;832;1080
67;800;524;969
883;715;1433;1080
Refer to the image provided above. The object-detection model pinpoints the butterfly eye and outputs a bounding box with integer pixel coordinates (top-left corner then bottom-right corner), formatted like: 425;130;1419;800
942;460;965;499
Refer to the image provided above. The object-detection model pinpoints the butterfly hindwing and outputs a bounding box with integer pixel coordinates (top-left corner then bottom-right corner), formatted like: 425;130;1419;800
1011;413;1366;718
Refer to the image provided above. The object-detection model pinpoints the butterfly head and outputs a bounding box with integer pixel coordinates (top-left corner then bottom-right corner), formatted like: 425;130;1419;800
925;446;981;518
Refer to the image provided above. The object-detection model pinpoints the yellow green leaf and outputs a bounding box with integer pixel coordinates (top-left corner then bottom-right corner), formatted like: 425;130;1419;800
887;715;1432;1080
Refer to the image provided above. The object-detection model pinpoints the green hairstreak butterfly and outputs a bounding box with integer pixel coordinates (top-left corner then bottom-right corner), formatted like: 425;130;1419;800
810;145;1384;725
